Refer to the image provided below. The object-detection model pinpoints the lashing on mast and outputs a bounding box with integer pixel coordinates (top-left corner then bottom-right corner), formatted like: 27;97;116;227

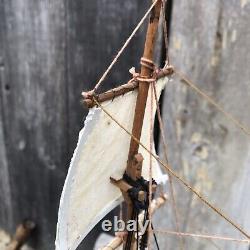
110;0;162;249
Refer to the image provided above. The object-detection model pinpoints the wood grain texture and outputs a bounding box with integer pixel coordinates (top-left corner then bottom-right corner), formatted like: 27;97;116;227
157;1;250;249
0;0;150;249
127;0;161;177
0;0;68;248
0;0;13;234
66;0;148;158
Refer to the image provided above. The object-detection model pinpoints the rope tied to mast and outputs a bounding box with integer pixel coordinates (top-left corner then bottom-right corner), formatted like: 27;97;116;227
129;58;172;84
122;173;160;250
140;57;155;71
81;64;174;109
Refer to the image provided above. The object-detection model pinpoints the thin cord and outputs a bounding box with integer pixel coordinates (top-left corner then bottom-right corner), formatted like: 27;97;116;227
154;229;250;244
93;97;250;240
174;68;250;137
148;83;154;250
158;3;185;248
136;213;139;250
201;227;223;250
93;1;158;92
152;81;185;250
81;0;249;245
151;223;160;250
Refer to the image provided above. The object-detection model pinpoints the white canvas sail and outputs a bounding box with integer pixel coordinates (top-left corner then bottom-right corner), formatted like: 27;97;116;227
55;77;168;250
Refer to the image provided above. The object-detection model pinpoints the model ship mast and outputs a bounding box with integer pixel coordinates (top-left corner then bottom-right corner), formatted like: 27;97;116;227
56;0;250;248
127;0;161;169
56;1;172;249
111;0;162;249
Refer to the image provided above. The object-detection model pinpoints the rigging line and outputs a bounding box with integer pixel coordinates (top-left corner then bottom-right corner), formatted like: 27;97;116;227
154;229;250;244
188;226;223;250
203;230;223;250
174;68;250;136
92;97;250;240
152;81;184;250
148;83;154;250
156;4;185;248
93;0;158;92
151;223;160;250
136;213;139;250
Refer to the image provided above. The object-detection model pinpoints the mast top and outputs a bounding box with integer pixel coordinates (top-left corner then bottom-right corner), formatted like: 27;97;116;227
126;0;162;180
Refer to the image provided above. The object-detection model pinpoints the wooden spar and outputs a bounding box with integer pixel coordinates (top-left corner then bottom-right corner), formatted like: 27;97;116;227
101;195;168;250
82;66;173;109
82;81;138;108
126;0;162;179
6;220;35;250
119;1;162;249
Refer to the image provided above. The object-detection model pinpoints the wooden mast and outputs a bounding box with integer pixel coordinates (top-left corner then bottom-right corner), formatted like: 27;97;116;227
109;2;162;249
126;0;161;180
122;1;162;249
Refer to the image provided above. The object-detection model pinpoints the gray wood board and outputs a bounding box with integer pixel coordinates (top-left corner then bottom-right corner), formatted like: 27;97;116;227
0;0;150;249
156;1;250;250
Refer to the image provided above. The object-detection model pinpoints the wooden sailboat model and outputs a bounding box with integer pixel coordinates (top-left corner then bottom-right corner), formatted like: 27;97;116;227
55;0;250;249
55;1;170;249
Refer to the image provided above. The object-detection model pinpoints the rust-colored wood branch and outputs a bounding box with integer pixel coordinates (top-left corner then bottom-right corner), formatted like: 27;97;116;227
6;220;35;250
82;66;173;109
156;65;174;79
126;0;162;179
120;1;162;249
82;81;138;108
101;194;168;250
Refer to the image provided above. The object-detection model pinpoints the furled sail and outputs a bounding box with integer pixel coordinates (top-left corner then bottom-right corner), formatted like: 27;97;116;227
55;77;168;250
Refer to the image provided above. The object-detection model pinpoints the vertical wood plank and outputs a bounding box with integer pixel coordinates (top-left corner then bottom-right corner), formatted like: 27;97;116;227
0;0;152;249
0;0;13;234
0;0;68;248
158;1;250;249
66;1;149;248
66;0;148;156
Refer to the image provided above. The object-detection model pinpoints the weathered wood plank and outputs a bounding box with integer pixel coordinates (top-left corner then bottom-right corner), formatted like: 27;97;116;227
0;0;13;235
158;0;250;249
0;0;68;249
66;1;149;249
0;0;152;249
0;74;13;233
66;0;148;156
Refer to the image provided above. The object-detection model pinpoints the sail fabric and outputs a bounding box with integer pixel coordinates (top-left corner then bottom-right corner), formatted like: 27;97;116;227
55;77;168;250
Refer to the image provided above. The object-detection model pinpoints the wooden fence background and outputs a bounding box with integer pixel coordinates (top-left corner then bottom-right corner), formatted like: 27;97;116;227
157;1;250;250
0;0;250;249
0;1;148;249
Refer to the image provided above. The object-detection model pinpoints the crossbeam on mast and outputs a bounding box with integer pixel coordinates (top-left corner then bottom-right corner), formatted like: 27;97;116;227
82;66;173;109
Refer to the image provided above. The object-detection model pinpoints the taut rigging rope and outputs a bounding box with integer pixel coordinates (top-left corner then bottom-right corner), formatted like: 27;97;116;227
174;68;250;136
152;81;184;250
85;0;250;247
93;0;158;93
154;229;250;244
93;97;250;241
